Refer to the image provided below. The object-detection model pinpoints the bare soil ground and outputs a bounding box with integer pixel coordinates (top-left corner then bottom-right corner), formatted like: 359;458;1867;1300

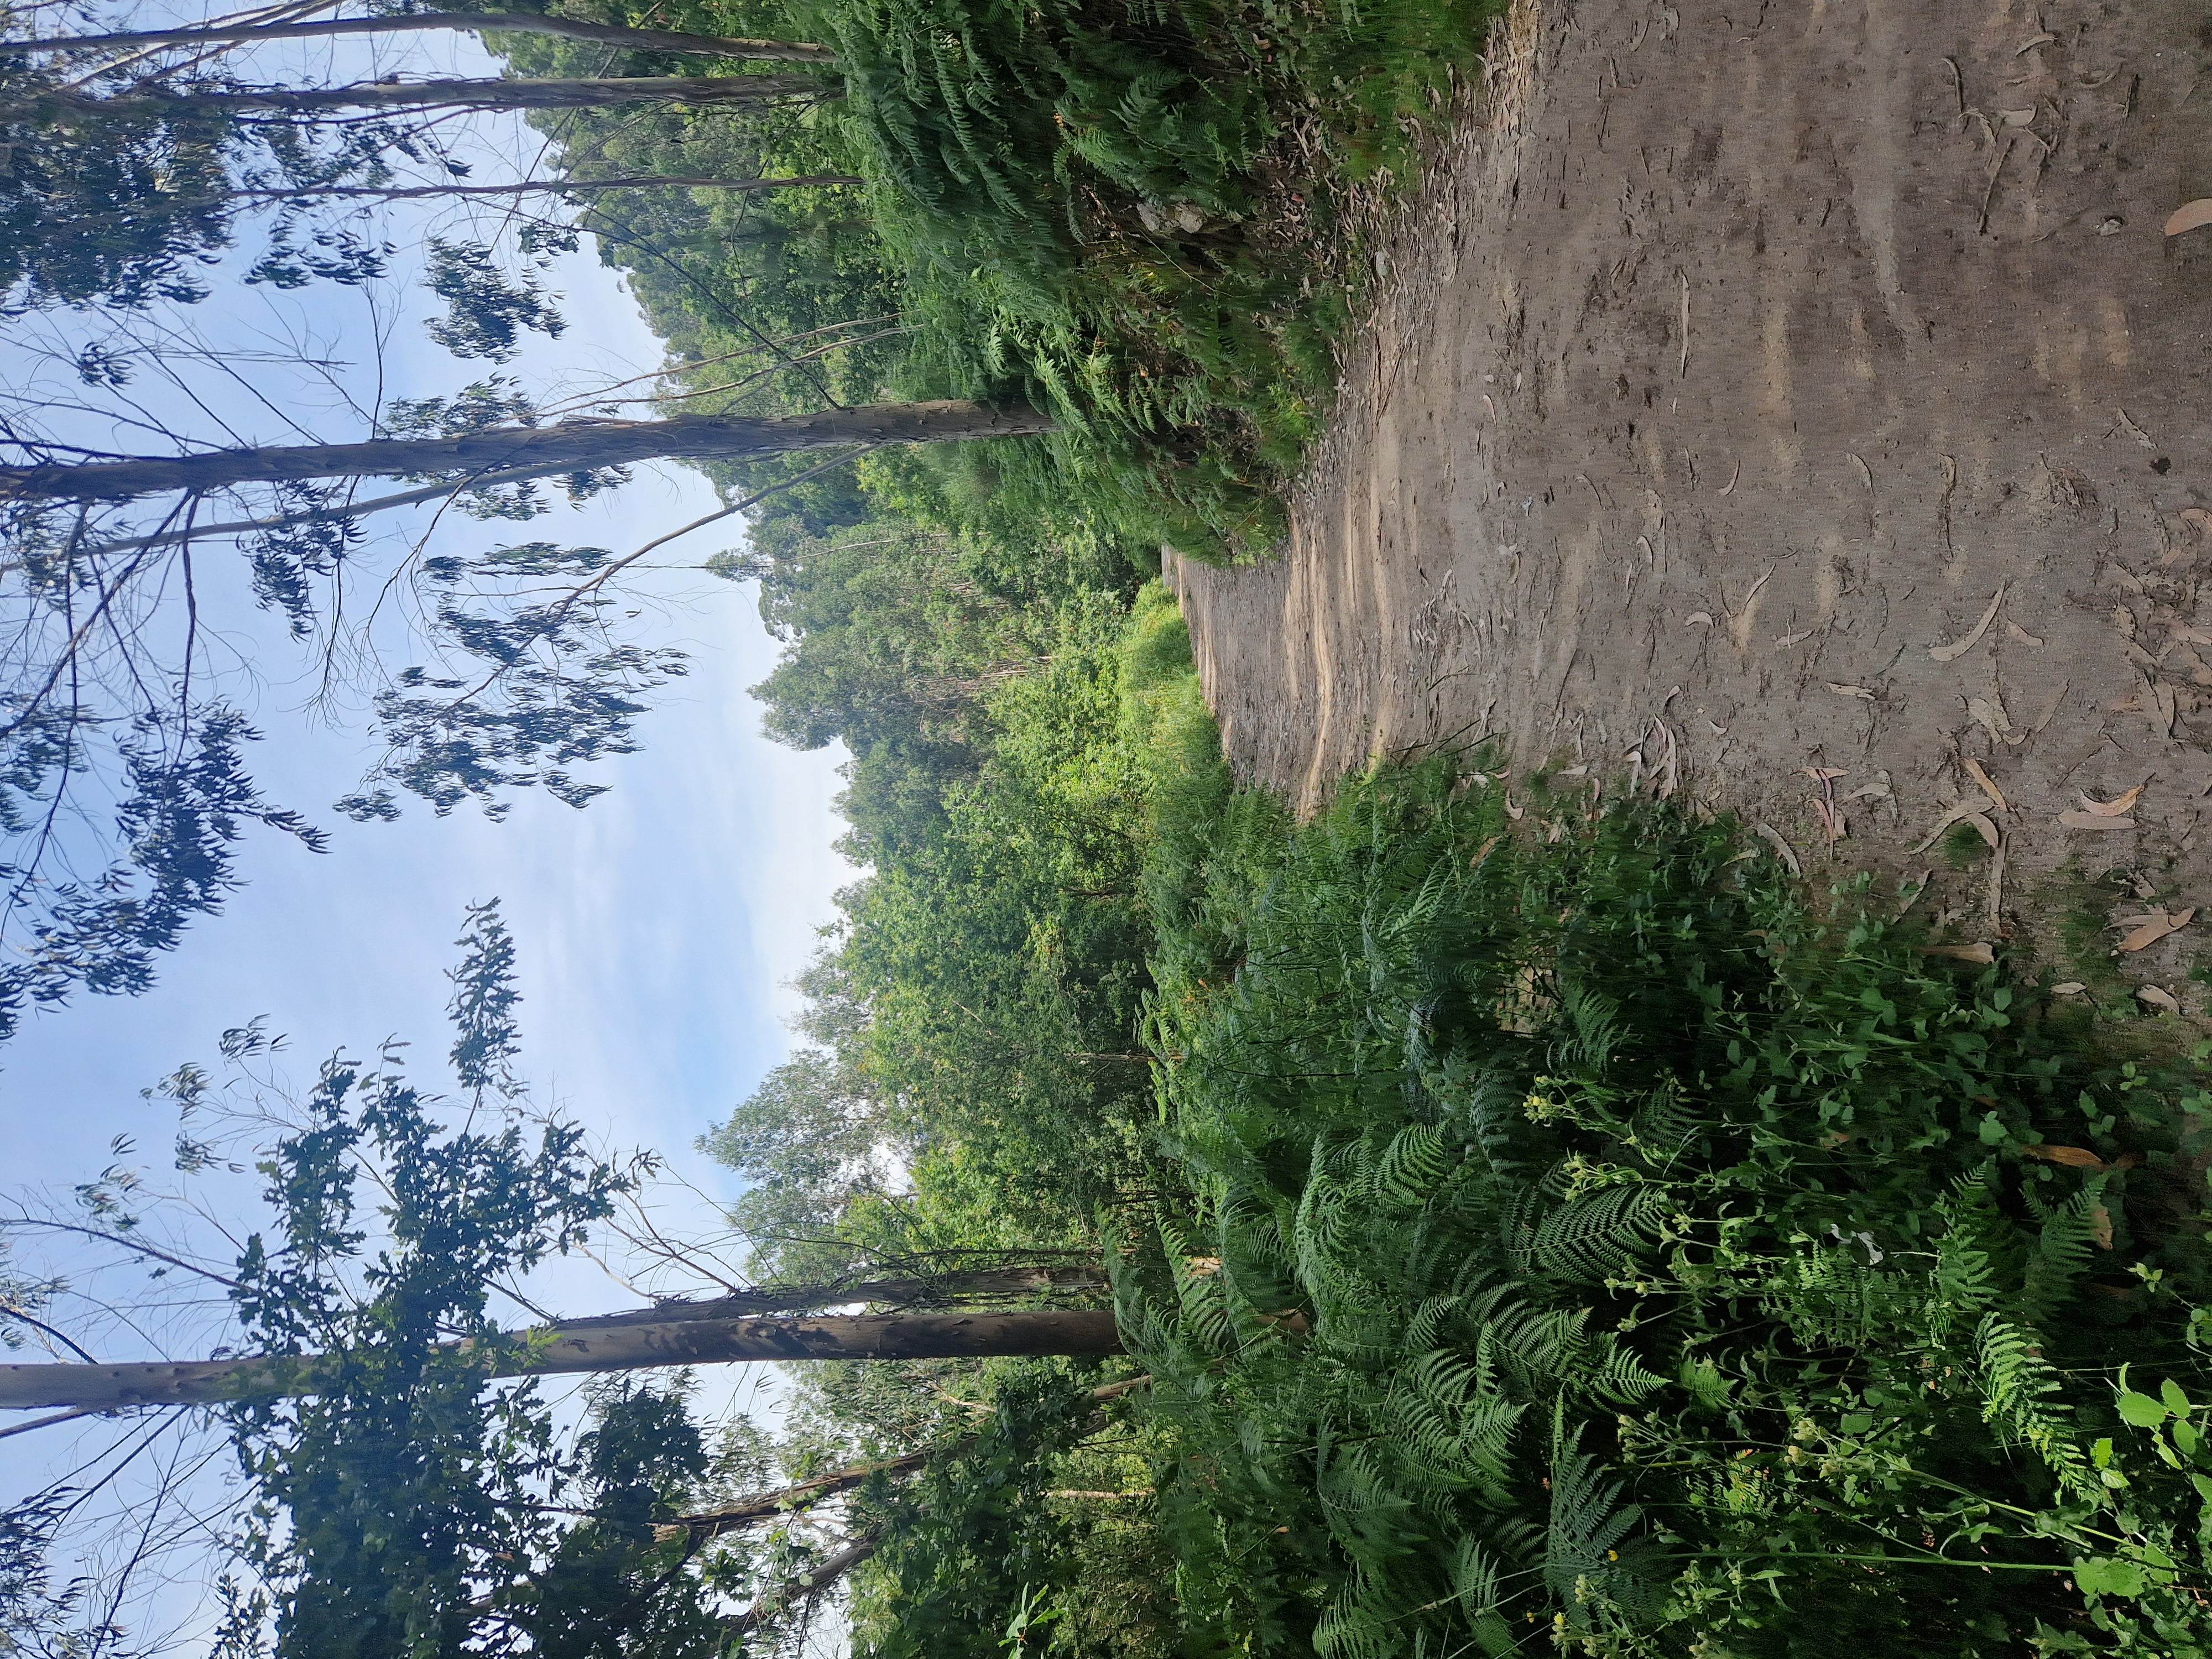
1172;0;2212;1005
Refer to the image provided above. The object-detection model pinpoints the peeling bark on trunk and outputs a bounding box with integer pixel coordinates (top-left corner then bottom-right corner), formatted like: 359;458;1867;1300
1173;0;2212;974
0;1307;1124;1410
0;401;1053;505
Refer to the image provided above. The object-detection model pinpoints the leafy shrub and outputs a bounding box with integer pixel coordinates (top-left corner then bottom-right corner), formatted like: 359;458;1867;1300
1125;761;2212;1657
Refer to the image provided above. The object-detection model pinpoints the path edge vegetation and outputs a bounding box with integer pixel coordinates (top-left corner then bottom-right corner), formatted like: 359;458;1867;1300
699;572;2212;1655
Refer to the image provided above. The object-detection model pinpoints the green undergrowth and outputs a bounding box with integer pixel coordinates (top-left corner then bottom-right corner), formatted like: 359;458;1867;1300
795;0;1503;550
519;0;1501;554
1121;760;2212;1658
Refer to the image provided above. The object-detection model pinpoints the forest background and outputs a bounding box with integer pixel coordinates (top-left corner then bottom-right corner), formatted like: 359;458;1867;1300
3;1;2212;1657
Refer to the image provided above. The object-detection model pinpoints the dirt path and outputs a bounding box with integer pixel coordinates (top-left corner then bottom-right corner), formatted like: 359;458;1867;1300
1174;0;2212;998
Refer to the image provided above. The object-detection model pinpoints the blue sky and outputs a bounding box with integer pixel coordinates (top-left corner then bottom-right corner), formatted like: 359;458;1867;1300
0;18;855;1267
0;21;864;1637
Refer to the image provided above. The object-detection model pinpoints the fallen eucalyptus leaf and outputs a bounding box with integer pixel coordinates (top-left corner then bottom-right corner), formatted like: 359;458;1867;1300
2117;906;2195;952
2140;985;2183;1014
1930;585;2007;662
2077;784;2145;816
1910;799;1995;853
1923;941;1997;964
1968;697;2020;744
2058;810;2138;831
1753;822;1802;877
2021;1143;2104;1167
2052;982;2088;995
2165;198;2212;237
1963;755;2009;811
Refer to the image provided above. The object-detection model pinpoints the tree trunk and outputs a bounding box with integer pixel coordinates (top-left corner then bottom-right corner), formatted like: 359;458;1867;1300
655;1374;1146;1543
226;173;863;202
54;175;863;239
561;1264;1108;1331
0;1306;1124;1410
13;13;838;64
0;401;1053;505
19;74;823;121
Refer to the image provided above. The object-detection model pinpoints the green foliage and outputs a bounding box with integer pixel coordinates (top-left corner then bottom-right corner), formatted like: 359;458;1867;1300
694;535;2212;1656
704;576;1209;1651
199;911;748;1659
848;1371;1107;1659
520;0;1499;551
421;238;567;362
0;703;329;1041
707;581;1186;1282
1125;759;2212;1658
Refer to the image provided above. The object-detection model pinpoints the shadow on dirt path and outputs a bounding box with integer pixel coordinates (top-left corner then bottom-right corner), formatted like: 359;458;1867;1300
1173;0;2212;1005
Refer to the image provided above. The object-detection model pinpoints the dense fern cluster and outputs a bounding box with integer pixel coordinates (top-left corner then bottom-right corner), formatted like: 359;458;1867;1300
1124;762;2212;1657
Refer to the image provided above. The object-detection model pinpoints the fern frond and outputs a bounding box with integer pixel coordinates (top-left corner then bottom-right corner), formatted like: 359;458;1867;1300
1371;1123;1449;1209
2015;1176;2106;1327
1403;1297;1463;1354
1486;1299;1593;1390
1499;1185;1543;1275
1543;1420;1644;1602
1531;1182;1666;1284
1446;1537;1522;1656
1584;1334;1668;1407
1765;1243;1927;1350
1626;1082;1704;1171
1928;1172;2005;1339
1973;1312;2097;1501
1552;984;1625;1077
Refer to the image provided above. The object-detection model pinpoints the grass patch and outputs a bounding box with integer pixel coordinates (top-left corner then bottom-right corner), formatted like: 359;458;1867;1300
1125;758;2212;1657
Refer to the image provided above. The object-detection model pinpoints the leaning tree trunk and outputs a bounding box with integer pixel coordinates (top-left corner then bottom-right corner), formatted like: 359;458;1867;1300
0;1306;1124;1410
55;175;862;239
658;1375;1145;1542
18;73;824;121
1170;0;2212;954
558;1264;1109;1329
225;173;863;203
11;13;838;63
0;401;1053;504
